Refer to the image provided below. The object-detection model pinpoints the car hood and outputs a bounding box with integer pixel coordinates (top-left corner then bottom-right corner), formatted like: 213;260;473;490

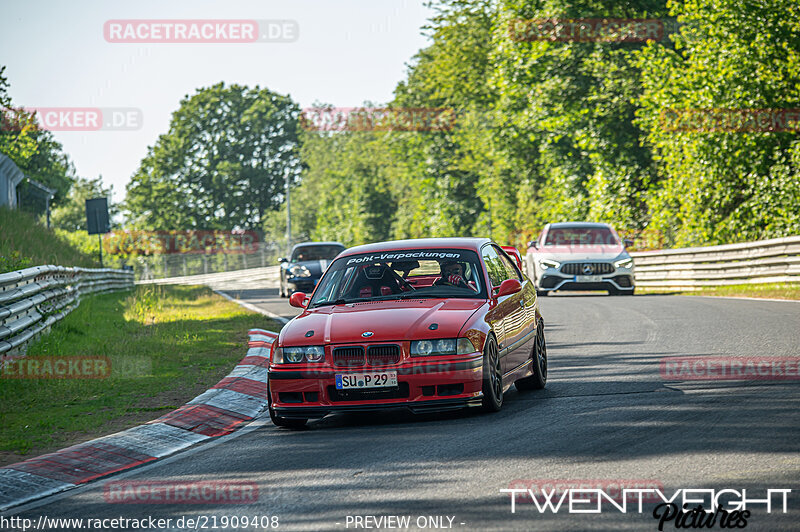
280;299;486;345
529;244;629;262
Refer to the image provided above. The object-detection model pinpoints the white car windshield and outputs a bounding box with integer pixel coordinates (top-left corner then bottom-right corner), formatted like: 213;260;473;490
544;227;619;246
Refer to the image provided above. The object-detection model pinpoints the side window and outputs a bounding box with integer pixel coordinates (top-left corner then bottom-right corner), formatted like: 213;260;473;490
494;246;522;281
481;245;509;287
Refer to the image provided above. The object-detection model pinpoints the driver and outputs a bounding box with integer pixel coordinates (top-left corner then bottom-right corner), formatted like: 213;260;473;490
435;260;477;291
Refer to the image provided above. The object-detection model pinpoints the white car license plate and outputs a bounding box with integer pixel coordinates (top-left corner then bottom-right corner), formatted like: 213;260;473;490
575;275;602;283
335;372;398;389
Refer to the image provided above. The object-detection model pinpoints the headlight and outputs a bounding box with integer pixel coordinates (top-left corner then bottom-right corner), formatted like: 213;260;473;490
614;258;633;269
411;338;476;356
274;345;325;363
539;259;560;269
289;265;311;277
305;345;324;362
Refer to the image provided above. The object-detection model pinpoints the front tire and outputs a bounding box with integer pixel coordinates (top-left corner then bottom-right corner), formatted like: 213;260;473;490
481;334;503;412
515;320;547;391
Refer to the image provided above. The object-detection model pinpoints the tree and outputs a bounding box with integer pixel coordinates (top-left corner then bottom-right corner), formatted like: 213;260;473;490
637;0;800;245
1;65;75;212
0;66;38;166
489;0;669;243
125;82;302;230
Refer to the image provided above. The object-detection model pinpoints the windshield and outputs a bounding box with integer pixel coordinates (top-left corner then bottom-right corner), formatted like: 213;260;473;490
291;245;344;262
544;227;619;247
309;249;486;307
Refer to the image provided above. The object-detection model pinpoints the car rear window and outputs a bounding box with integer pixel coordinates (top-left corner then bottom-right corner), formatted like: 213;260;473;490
291;245;344;262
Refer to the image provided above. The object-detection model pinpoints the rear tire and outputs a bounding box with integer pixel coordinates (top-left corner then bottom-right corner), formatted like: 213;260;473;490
516;320;547;391
536;289;548;297
481;334;503;412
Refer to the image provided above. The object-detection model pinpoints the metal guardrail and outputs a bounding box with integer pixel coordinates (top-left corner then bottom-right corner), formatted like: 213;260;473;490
630;235;800;288
0;265;134;357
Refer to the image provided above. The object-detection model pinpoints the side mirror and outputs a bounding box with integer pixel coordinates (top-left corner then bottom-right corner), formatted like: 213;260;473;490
289;292;309;308
278;257;288;263
528;241;538;249
493;279;522;299
623;239;634;248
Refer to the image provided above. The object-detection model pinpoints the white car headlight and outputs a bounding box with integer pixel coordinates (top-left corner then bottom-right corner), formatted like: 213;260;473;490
614;258;634;269
539;259;561;270
289;265;311;277
410;338;475;356
275;346;325;363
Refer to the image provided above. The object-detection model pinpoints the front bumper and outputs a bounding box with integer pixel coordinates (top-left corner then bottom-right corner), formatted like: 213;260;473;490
286;277;319;293
537;273;634;292
535;260;635;293
269;353;484;419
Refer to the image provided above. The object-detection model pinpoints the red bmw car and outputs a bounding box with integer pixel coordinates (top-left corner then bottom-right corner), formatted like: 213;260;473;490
268;238;547;428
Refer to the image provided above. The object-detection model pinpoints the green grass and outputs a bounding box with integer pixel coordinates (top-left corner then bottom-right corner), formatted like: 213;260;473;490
639;283;800;300
0;284;278;464
0;207;99;273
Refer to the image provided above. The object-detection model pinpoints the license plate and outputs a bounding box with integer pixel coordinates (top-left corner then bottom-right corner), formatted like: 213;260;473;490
575;275;602;283
335;371;398;389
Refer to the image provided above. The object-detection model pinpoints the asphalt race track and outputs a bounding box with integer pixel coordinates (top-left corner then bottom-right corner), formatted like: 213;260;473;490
9;290;800;531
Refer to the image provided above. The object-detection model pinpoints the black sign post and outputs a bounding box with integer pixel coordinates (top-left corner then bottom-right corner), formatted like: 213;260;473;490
85;198;110;267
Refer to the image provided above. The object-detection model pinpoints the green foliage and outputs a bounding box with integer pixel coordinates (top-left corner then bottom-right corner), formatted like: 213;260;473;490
0;207;99;273
0;285;276;459
0;249;32;273
124;82;302;230
289;0;797;249
1;66;76;212
637;0;800;246
0;66;39;167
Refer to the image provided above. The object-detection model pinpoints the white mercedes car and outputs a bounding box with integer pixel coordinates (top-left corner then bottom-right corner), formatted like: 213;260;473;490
525;222;635;296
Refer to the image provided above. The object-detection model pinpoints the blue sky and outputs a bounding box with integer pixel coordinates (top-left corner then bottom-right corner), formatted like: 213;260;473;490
0;0;434;201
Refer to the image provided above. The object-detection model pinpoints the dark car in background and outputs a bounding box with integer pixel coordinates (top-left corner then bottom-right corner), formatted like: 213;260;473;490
279;242;345;297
